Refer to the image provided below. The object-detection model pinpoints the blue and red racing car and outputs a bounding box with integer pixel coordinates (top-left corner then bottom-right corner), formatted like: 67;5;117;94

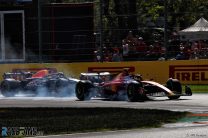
0;69;78;97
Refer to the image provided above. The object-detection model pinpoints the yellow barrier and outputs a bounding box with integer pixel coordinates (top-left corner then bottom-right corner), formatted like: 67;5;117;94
0;59;207;85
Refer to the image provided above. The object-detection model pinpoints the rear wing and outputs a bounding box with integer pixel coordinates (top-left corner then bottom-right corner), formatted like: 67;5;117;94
79;72;112;83
80;72;110;76
3;72;33;80
3;71;67;81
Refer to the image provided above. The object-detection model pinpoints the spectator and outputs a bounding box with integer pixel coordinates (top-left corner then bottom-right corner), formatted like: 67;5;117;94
103;49;112;62
135;36;147;57
182;43;191;59
94;50;101;62
125;31;137;54
153;41;162;57
175;44;190;60
112;48;122;62
190;41;200;59
175;52;186;60
122;39;129;56
145;41;162;60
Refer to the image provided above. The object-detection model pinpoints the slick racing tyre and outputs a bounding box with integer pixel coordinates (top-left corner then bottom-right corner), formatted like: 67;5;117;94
0;80;20;97
166;78;182;100
75;81;92;101
127;83;145;102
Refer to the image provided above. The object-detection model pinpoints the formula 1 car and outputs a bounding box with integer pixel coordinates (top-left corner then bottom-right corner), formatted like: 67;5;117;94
75;72;192;101
0;69;78;97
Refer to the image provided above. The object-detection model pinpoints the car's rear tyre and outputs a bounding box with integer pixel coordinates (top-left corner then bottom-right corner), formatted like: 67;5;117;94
1;80;20;97
166;78;182;100
75;81;92;101
127;83;145;102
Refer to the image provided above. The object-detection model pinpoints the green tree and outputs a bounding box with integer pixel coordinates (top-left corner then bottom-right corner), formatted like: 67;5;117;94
48;0;208;47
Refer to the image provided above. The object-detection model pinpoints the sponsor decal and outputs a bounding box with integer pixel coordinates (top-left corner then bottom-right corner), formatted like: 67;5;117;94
169;65;208;81
88;66;135;74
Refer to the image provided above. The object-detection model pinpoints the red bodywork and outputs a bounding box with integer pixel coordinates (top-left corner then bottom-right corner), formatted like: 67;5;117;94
31;70;49;78
99;73;134;93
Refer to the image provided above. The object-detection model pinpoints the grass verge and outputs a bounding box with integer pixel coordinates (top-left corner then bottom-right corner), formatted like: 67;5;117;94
0;107;188;135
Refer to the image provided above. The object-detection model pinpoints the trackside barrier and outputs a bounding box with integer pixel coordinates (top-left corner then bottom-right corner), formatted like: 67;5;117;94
0;60;207;85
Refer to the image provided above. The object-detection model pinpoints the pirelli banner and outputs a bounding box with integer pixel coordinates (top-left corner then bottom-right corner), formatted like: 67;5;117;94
0;60;207;85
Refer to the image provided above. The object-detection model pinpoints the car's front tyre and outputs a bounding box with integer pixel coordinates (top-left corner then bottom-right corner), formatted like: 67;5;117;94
166;78;182;100
75;81;92;101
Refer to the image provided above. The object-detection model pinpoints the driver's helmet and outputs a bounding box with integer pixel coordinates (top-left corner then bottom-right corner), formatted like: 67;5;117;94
133;74;143;81
122;68;129;76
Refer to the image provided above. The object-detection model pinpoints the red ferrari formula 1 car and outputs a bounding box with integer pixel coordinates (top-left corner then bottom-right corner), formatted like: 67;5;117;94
75;71;192;101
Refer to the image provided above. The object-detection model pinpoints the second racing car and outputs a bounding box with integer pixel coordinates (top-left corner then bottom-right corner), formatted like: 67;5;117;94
0;69;78;97
75;69;192;101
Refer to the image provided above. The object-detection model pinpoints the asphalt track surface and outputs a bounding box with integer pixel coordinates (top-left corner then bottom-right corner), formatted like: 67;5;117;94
1;93;208;138
31;126;208;138
0;93;207;114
